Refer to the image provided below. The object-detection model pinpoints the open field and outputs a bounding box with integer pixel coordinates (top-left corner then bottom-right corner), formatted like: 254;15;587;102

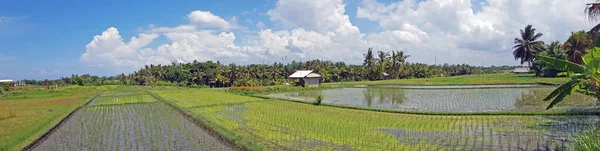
28;89;233;150
152;88;600;150
5;84;598;150
334;74;570;85
0;86;110;151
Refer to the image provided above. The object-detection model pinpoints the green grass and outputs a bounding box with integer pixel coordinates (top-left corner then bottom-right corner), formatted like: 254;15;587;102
0;86;110;151
569;127;600;150
153;88;597;150
188;100;590;150
152;89;262;108
334;73;570;85
87;94;156;106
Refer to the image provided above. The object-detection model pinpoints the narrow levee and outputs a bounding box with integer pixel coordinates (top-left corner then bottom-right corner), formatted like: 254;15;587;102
28;90;234;150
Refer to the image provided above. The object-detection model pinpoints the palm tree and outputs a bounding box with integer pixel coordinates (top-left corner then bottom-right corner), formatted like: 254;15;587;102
377;51;389;63
563;31;593;65
363;48;375;67
586;2;600;41
390;50;410;78
394;50;410;65
513;25;545;67
546;41;565;59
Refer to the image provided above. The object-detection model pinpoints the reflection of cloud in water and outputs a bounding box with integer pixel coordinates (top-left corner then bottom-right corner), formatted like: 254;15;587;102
267;87;596;112
378;116;600;150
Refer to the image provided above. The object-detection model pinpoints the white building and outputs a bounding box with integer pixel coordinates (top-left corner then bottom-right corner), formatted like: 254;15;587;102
513;67;531;74
289;70;322;87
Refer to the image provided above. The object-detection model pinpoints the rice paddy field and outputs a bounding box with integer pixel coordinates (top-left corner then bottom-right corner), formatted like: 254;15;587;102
28;89;234;150
266;86;597;112
5;83;600;150
151;88;600;150
334;74;570;85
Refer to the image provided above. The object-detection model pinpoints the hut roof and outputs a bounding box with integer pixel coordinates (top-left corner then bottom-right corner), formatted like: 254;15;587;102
289;70;321;78
513;67;530;73
0;80;13;83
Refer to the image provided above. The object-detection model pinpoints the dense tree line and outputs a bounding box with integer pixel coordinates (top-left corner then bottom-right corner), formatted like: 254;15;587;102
513;25;595;77
18;49;504;88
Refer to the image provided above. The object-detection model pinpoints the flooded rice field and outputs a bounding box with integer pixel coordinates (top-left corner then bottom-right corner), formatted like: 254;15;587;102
197;101;600;150
30;92;232;151
267;86;597;112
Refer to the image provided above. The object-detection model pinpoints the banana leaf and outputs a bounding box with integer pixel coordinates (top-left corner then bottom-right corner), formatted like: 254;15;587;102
538;55;585;73
544;79;579;109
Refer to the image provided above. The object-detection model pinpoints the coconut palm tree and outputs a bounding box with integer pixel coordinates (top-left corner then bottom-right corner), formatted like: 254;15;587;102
377;51;389;63
513;25;545;67
563;31;593;65
363;48;375;67
586;2;600;41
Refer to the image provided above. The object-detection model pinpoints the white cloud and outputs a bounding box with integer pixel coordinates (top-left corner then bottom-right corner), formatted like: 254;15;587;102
188;10;236;30
81;27;159;69
357;0;596;65
267;0;360;36
80;0;600;74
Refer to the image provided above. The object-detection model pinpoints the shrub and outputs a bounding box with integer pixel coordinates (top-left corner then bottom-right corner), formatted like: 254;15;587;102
314;94;323;105
570;127;600;150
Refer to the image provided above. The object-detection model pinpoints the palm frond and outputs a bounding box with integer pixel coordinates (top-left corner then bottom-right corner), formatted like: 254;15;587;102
532;33;543;41
586;3;600;22
545;79;579;109
538;55;586;73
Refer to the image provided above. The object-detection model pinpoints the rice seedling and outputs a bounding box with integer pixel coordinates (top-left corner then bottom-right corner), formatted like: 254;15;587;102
267;87;596;113
31;102;232;150
87;94;156;106
157;88;600;151
152;89;262;108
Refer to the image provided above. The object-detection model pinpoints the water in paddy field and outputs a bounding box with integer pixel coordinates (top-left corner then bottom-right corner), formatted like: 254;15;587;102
267;85;598;112
30;93;233;151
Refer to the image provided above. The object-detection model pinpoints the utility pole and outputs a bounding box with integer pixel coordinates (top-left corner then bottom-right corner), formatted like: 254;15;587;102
434;55;437;65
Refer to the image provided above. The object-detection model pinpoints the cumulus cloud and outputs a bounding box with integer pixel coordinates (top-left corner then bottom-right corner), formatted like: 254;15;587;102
188;10;237;30
80;0;599;74
81;27;159;69
357;0;595;65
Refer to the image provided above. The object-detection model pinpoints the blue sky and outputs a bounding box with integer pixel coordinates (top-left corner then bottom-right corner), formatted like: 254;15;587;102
0;0;593;80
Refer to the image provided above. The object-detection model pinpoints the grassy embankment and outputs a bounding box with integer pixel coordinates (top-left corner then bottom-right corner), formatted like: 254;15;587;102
151;88;594;150
334;73;570;85
0;86;112;151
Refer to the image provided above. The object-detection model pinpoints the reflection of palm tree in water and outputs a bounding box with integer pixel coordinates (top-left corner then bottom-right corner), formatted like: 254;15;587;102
363;88;405;107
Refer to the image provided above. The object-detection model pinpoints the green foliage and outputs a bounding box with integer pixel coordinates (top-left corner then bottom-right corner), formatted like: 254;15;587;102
336;73;569;85
532;41;567;77
564;30;593;65
314;94;323;105
0;83;9;95
541;39;600;109
513;25;545;66
569;127;600;151
25;48;499;88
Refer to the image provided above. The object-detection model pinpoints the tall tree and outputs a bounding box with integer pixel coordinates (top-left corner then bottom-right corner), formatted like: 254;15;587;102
377;51;389;63
513;25;545;67
363;48;375;67
586;2;600;41
563;30;593;65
